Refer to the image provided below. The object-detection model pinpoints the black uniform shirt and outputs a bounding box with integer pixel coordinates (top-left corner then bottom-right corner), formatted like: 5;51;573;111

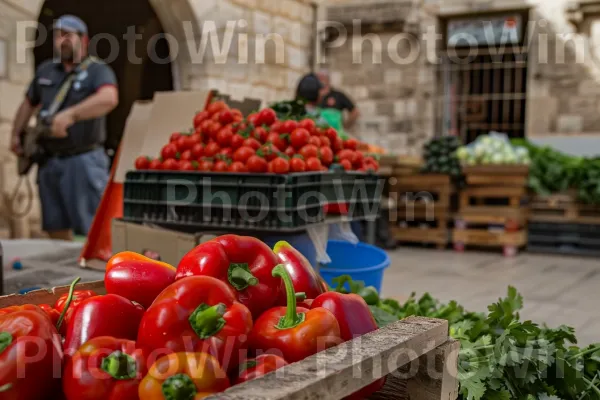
26;58;117;153
319;89;355;112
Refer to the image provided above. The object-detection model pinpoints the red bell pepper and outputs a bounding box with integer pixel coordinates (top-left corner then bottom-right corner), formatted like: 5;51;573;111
234;354;288;385
249;265;341;363
63;294;145;357
176;235;281;318
63;336;148;400
273;241;326;305
54;288;98;335
137;276;253;371
106;251;175;272
311;292;385;399
105;259;176;309
0;307;63;399
138;352;230;400
0;304;59;327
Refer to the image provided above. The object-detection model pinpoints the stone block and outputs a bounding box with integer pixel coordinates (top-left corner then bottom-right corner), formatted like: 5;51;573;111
348;86;368;101
287;70;303;91
526;97;557;135
0;81;26;122
189;0;219;24
4;0;43;17
298;2;314;25
568;96;597;117
356;100;376;116
227;82;253;100
229;0;258;9
273;16;291;42
290;21;312;49
266;65;287;89
578;79;600;96
368;86;386;100
556;114;583;133
384;69;403;85
252;10;273;35
330;71;343;87
376;101;394;117
256;0;280;14
286;45;309;70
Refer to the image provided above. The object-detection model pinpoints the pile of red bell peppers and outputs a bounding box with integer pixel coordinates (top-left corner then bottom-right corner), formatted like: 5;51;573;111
0;235;384;400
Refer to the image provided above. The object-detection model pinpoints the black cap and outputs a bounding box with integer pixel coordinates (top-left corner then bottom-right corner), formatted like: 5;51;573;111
296;73;323;103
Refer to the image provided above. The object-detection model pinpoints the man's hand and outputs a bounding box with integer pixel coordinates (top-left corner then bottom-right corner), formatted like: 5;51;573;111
11;136;23;156
51;109;76;138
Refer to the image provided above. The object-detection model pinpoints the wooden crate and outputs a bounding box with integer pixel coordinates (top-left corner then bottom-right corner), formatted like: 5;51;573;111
390;174;453;248
529;194;600;225
462;165;529;187
459;186;528;225
0;282;460;400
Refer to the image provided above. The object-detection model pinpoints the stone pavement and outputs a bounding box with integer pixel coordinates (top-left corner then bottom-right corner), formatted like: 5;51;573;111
2;242;598;345
382;248;600;346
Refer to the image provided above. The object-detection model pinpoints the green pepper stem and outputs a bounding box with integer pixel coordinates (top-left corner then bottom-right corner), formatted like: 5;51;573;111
272;264;305;330
101;350;137;380
161;373;197;400
188;303;227;339
0;332;13;355
228;263;259;291
56;277;82;332
295;292;307;302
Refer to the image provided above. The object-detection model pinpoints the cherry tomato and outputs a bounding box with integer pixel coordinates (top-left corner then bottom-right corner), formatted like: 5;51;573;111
333;136;344;152
270;121;283;133
267;160;275;173
290;128;311;150
233;146;256;164
213;160;229;172
229;161;248;173
199;120;213;136
337;149;357;164
190;133;203;145
266;133;287;151
207;122;222;140
247;113;260;126
179;160;195;171
353;151;364;167
284;146;296;158
149;159;162;170
180;150;193;161
170;132;182;143
177;135;195;152
290;156;306;172
246;155;268;173
231;109;244;122
299;144;319;160
218;109;235;125
299;119;316;135
281;120;298;134
243;138;261;151
230;134;245;150
319;147;334;166
216;126;234;147
325;127;339;142
160;143;178;160
219;148;233;158
308;136;321;147
207;100;228;115
271;157;290;174
344;138;359;151
340;159;353;171
205;142;221;157
306;157;323;172
320;136;331;147
259;144;278;162
191;143;205;158
162;158;179;170
193;111;210;129
252;127;269;143
134;156;151;170
257;108;277;126
198;159;214;171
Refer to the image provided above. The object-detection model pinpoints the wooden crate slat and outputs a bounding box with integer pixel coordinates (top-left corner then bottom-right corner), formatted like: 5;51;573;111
205;317;450;400
465;174;528;186
392;226;448;245
0;281;106;308
461;186;526;198
458;206;527;223
462;165;529;176
453;228;526;247
395;174;452;188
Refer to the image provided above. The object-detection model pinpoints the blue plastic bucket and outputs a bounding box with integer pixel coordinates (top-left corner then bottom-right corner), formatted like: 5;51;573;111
319;240;390;293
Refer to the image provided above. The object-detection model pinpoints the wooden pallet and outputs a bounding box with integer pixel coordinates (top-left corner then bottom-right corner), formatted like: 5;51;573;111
459;186;528;225
462;165;529;187
453;226;527;256
529;194;600;224
0;281;460;400
392;225;448;248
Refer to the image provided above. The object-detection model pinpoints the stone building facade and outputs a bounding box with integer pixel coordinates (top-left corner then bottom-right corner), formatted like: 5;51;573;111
1;0;600;235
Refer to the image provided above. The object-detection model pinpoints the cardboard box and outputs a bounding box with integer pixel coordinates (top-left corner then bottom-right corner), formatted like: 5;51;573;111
111;219;225;266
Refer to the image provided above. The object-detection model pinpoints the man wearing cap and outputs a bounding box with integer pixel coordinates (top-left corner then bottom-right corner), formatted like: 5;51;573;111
10;15;119;240
316;70;359;130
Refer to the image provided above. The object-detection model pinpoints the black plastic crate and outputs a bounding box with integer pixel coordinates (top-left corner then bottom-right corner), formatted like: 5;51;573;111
123;171;382;230
527;221;600;257
320;171;384;203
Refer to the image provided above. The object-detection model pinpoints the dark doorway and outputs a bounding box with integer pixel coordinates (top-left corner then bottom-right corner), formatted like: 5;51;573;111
35;0;174;156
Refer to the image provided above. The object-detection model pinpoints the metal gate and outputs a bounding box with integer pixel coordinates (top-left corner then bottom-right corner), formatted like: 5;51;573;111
436;12;529;143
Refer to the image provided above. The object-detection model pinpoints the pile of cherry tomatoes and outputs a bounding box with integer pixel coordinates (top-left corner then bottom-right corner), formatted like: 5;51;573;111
134;101;380;174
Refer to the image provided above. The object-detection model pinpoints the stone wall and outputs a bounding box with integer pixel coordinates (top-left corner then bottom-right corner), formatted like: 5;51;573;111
0;0;315;236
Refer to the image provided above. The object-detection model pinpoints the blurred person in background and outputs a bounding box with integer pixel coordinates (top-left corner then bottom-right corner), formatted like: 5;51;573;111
10;15;119;240
317;69;359;130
